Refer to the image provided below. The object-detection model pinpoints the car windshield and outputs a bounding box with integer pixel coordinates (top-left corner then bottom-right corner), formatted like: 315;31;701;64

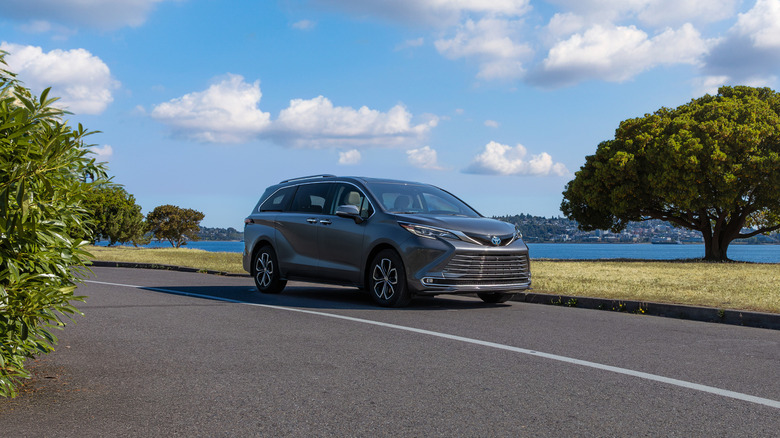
365;182;481;217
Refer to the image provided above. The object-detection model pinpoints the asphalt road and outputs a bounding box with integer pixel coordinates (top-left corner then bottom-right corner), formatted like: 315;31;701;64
1;267;778;437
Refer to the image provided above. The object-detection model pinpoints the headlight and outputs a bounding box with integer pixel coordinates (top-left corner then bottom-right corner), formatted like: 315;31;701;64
399;222;460;240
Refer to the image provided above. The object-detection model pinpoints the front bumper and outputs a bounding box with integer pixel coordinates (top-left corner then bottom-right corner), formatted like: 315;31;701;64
401;237;532;294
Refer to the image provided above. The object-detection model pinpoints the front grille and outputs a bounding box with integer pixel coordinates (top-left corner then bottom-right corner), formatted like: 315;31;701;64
439;253;530;286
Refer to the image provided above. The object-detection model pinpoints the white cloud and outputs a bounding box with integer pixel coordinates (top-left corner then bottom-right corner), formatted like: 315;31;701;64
734;0;780;49
484;119;499;128
702;0;780;87
0;42;118;114
338;149;361;164
150;75;437;147
271;96;438;148
435;17;532;80
407;146;443;170
534;23;709;87
151;74;272;143
545;0;738;28
2;0;169;30
464;141;567;176
292;19;316;30
315;0;530;27
90;144;113;161
395;37;424;51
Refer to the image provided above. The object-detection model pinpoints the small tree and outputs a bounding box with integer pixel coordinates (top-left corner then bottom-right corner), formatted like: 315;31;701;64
561;86;780;261
146;204;204;248
0;51;108;397
83;185;149;246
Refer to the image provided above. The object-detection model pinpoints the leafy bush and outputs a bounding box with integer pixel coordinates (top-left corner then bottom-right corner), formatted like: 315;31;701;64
0;51;108;397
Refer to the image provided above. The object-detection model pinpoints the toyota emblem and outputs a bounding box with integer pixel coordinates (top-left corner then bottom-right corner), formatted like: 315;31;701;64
491;236;501;246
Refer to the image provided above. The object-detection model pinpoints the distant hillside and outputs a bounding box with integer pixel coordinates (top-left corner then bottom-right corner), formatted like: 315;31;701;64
198;226;243;241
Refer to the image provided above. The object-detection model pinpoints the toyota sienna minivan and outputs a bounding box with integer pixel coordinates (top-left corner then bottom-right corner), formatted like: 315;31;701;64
243;175;531;307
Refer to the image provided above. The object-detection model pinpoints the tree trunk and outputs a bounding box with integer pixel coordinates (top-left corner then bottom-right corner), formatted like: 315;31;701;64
702;225;740;262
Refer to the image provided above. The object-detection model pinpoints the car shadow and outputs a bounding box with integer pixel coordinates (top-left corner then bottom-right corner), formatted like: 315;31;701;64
140;283;510;311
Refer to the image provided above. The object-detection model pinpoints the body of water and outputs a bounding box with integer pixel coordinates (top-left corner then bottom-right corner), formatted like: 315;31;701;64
97;241;780;264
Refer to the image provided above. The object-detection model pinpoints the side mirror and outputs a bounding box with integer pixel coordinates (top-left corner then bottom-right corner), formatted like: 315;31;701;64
336;205;364;224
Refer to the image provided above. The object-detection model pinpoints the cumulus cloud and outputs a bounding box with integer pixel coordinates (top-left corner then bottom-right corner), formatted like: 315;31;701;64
702;0;780;87
532;23;709;87
150;74;437;147
464;141;567;176
545;0;738;28
484;120;499;128
0;42;118;114
435;17;532;80
1;0;169;30
90;144;113;161
151;74;272;143
407;146;443;170
338;149;361;165
271;96;438;148
314;0;530;27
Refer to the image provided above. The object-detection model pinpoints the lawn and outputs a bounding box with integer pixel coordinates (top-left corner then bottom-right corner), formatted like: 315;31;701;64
86;246;780;314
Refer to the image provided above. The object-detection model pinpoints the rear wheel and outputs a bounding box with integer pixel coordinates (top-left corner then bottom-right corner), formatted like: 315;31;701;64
253;245;287;294
477;292;515;304
368;249;411;307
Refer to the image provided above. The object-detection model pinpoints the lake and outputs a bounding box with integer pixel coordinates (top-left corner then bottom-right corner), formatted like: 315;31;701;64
97;240;780;264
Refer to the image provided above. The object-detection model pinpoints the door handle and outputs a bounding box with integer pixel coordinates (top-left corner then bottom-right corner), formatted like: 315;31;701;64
319;219;332;225
306;218;317;224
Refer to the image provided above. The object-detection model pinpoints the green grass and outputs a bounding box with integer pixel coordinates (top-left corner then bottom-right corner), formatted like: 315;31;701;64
86;246;780;314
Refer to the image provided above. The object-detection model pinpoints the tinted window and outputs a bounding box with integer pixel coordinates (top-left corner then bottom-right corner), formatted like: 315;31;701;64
289;183;331;214
330;183;373;219
366;182;480;217
259;186;296;212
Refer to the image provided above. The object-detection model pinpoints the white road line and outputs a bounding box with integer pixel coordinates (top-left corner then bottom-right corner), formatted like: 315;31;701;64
85;279;780;410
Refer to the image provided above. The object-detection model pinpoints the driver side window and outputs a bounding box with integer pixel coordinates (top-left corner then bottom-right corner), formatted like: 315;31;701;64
331;184;372;219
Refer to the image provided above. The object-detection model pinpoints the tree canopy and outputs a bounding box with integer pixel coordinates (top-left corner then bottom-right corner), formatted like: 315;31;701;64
146;204;204;248
83;185;148;246
561;86;780;261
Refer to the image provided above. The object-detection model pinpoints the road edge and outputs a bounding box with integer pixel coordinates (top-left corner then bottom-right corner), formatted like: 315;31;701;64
89;260;779;330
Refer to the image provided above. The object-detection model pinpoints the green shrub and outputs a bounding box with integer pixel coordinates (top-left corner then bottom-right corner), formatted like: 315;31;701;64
0;51;108;397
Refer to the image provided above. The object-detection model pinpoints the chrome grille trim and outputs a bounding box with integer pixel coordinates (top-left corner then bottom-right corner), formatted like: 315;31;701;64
437;253;530;286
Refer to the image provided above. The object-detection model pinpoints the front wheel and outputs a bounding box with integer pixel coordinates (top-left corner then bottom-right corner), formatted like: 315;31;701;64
253;246;287;294
368;249;411;307
477;292;515;304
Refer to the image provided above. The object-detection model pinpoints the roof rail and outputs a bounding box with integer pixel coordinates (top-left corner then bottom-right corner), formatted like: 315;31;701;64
279;174;336;183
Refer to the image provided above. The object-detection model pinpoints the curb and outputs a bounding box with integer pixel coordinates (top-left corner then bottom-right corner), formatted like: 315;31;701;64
89;260;779;331
514;292;780;330
89;260;251;278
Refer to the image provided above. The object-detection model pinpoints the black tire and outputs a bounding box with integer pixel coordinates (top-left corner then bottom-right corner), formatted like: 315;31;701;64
477;292;515;304
253;245;287;294
368;249;411;307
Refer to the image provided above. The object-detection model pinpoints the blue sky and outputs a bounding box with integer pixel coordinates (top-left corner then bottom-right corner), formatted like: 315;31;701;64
2;0;780;228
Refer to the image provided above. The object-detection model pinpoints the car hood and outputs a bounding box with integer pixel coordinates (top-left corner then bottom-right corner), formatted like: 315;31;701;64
398;215;515;236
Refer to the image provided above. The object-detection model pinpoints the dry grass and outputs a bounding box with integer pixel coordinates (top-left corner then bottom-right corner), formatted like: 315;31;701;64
533;261;780;314
86;246;780;314
87;245;245;274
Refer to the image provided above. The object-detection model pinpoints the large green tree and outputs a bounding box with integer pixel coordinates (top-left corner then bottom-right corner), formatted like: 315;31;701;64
146;204;204;248
562;86;780;261
83;185;149;246
1;52;108;397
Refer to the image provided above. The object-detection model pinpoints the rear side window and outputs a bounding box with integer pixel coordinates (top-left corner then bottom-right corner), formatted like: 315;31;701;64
258;186;296;212
289;183;331;214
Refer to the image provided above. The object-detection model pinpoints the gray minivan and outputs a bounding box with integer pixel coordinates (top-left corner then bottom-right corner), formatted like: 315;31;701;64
243;175;531;307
